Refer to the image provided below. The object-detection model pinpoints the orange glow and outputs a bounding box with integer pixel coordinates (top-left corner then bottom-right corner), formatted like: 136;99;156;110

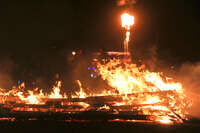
49;81;63;98
121;13;134;30
121;13;134;53
0;58;192;124
72;51;76;56
73;80;87;98
96;58;191;119
156;116;173;125
26;91;40;104
0;11;192;125
0;64;191;124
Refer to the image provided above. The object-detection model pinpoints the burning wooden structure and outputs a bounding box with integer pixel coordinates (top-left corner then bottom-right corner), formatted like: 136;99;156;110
0;90;187;125
0;13;192;125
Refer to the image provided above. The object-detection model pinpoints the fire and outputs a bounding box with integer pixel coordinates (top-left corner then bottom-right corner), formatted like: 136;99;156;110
49;81;63;98
121;13;134;53
25;91;40;104
96;58;191;119
97;59;183;94
0;81;66;105
121;13;134;30
0;12;192;125
0;59;189;124
0;60;192;124
72;80;87;98
155;116;174;125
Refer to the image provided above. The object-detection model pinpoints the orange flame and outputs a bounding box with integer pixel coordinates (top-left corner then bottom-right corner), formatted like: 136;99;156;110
73;80;87;98
121;13;134;30
49;81;63;98
0;11;192;124
121;13;134;53
97;59;191;118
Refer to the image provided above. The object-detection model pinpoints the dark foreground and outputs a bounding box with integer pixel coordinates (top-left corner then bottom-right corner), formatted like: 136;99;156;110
0;119;200;133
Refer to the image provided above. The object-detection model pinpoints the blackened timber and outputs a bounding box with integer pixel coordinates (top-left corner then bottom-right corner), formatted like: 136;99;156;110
43;90;176;104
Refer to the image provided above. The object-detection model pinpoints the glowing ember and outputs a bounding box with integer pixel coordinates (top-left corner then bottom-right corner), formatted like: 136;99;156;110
155;116;174;125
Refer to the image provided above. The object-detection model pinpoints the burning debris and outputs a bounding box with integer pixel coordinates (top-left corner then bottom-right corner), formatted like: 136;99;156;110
0;57;192;124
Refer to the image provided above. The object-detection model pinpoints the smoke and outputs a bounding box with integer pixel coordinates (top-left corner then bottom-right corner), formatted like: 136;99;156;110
141;47;200;118
131;40;200;118
131;43;160;72
117;0;137;6
177;62;200;93
0;56;14;89
174;62;200;118
142;44;158;71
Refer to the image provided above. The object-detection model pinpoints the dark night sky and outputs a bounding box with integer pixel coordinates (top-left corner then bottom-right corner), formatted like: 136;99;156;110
0;0;200;88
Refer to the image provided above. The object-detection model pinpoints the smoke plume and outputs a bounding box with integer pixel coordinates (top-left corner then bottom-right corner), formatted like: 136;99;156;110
0;56;14;89
117;0;137;6
175;62;200;118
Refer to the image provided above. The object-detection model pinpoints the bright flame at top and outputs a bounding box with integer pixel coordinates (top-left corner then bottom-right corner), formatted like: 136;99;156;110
121;13;134;30
74;80;87;98
121;13;134;53
49;81;63;98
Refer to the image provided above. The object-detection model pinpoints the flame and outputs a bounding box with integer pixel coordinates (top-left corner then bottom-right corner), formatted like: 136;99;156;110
0;64;191;124
121;13;134;30
0;12;192;125
73;80;87;98
49;81;63;98
155;116;173;125
0;59;192;124
26;91;40;104
96;59;190;118
0;81;66;105
121;13;134;53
